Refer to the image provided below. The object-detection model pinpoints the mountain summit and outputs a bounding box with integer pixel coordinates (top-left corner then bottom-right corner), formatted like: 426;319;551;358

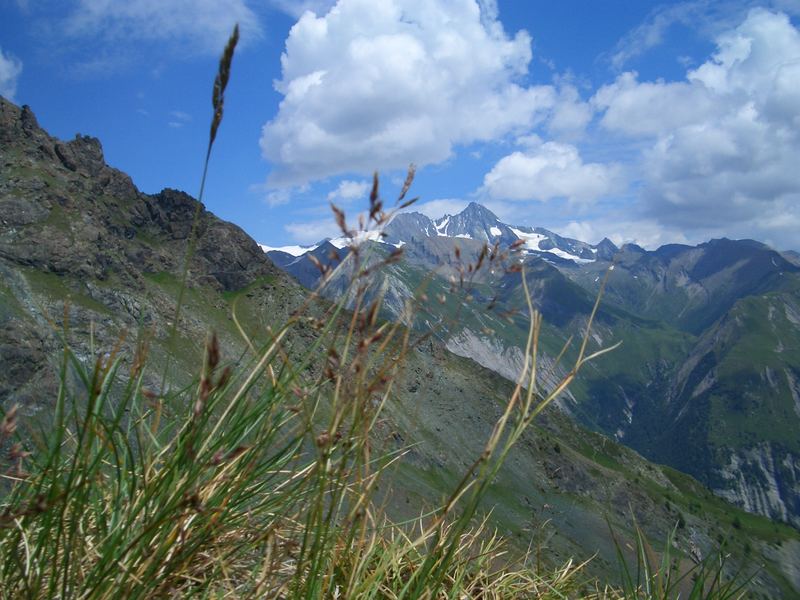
428;202;505;242
379;203;611;264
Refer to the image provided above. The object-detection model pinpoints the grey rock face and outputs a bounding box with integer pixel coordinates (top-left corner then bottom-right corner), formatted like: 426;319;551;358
0;96;289;410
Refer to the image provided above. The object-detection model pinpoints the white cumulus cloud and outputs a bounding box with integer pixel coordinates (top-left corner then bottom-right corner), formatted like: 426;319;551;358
480;140;624;203
285;218;341;244
593;72;716;137
548;83;593;136
260;0;564;187
558;218;692;249
594;8;800;248
0;47;23;100
61;0;261;54
327;179;370;202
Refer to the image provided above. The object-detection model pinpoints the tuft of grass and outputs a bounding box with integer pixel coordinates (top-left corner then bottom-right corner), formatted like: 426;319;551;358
610;518;753;600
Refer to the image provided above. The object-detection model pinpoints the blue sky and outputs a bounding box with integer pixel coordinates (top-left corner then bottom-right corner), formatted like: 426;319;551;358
1;0;799;250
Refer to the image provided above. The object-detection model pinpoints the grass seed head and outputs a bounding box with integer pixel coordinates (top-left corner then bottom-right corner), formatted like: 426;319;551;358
330;203;353;238
397;163;416;203
209;24;239;147
207;332;220;372
0;404;19;438
368;171;381;225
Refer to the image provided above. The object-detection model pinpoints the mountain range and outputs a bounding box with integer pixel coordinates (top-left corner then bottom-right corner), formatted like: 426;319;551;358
2;95;800;596
263;201;800;531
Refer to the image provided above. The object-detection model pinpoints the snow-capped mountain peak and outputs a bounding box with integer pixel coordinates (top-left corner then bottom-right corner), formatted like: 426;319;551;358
261;203;619;267
429;202;508;243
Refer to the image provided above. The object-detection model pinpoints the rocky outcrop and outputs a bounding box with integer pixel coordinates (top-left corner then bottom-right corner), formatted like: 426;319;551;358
0;97;274;291
0;96;293;409
716;443;800;528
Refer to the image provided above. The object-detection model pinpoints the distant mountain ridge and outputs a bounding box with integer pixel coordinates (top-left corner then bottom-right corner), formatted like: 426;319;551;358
263;201;800;530
263;202;617;268
388;202;611;264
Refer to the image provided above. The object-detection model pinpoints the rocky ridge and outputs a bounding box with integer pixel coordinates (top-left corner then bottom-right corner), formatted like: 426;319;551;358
0;96;292;407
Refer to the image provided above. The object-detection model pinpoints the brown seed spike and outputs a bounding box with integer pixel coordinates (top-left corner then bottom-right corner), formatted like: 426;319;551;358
207;333;220;372
0;404;19;438
369;172;382;224
475;244;488;271
490;241;500;262
397;164;416;203
308;254;325;274
366;299;381;326
209;24;239;148
369;171;379;205
330;203;351;237
385;248;403;264
316;431;332;448
398;196;419;210
8;443;30;461
216;366;232;389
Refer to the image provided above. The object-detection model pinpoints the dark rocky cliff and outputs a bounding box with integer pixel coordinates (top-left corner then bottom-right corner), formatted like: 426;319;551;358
0;96;297;408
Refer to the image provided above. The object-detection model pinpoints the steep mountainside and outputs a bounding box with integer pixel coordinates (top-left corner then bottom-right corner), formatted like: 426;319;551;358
265;202;800;530
2;97;799;596
0;99;298;408
623;280;800;525
572;238;800;527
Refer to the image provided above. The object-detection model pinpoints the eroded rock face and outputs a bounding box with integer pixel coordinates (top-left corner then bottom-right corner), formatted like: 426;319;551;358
1;98;276;290
716;443;800;528
0;97;290;410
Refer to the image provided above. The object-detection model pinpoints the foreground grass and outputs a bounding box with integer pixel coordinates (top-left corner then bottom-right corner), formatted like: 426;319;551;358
0;270;598;598
0;272;751;598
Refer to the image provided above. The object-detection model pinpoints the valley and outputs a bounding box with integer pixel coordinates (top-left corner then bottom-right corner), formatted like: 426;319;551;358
264;200;800;532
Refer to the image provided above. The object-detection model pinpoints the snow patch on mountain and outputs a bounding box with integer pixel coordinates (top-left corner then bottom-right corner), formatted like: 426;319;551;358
544;247;596;264
329;229;385;249
507;227;594;263
259;243;318;256
509;227;548;250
